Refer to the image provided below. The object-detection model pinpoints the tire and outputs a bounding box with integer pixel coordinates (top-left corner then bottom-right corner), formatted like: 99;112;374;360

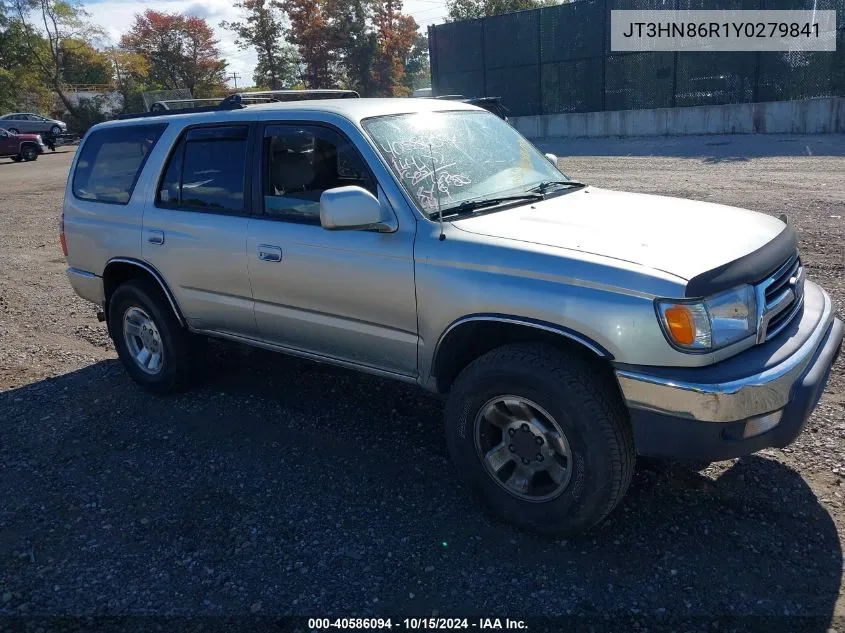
20;145;38;161
7;127;19;134
50;125;62;135
444;343;635;536
108;279;194;394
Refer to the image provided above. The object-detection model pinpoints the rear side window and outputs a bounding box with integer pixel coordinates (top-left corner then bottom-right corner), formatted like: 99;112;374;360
156;125;249;213
73;124;166;205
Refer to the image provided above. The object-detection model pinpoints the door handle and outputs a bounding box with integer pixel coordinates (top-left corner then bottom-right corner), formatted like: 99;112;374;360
146;229;165;245
257;244;282;262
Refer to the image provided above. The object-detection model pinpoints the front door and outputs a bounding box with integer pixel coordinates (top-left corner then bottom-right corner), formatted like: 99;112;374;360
142;124;257;337
245;122;418;376
0;129;16;156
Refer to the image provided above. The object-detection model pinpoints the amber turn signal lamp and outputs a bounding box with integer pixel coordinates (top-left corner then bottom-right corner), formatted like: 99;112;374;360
664;305;695;345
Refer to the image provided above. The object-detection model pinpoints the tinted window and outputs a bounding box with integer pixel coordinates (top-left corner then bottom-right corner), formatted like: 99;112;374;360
73;124;166;204
156;126;248;212
263;124;374;223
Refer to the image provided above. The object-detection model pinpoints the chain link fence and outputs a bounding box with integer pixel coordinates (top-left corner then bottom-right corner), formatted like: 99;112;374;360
429;0;845;116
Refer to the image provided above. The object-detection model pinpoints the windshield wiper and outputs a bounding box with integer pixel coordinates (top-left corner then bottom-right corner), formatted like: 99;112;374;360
441;193;544;217
530;180;586;194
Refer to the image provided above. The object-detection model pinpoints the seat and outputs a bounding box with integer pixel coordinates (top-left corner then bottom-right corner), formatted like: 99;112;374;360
270;150;315;194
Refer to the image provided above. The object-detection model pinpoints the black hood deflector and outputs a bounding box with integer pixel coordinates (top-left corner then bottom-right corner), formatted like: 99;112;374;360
685;223;797;298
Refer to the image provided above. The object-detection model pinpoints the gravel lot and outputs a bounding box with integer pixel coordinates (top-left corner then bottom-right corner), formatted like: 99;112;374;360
1;138;843;629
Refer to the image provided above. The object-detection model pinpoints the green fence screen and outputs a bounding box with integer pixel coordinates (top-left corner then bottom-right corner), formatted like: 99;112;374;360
428;0;845;116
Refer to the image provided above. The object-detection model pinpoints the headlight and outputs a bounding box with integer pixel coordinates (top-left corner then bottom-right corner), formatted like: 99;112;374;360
656;285;757;352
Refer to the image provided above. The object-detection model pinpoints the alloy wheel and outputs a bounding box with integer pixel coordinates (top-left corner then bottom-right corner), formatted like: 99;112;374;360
474;395;573;502
122;306;165;374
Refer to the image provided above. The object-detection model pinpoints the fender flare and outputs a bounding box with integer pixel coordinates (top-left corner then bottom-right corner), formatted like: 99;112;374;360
430;313;612;390
103;257;186;327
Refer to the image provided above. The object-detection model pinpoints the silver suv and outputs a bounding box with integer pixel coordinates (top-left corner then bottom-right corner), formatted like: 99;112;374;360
63;96;843;535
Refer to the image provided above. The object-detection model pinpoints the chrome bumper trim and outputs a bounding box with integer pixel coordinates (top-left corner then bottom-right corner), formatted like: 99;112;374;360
616;287;835;423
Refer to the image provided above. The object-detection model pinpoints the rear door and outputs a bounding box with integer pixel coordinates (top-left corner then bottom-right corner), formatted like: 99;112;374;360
17;114;37;133
0;129;16;156
141;123;258;337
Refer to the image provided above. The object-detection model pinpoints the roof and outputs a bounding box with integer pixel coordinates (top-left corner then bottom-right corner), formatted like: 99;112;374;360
99;98;481;130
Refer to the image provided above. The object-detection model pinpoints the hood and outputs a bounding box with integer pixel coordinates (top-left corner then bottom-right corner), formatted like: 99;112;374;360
451;187;787;282
11;132;42;141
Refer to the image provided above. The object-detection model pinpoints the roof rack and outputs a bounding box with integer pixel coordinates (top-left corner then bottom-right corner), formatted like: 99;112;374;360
118;89;361;120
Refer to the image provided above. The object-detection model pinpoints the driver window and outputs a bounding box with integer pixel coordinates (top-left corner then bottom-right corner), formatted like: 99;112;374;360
263;125;375;224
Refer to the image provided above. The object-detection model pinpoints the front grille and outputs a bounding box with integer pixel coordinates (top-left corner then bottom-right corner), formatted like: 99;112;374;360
758;252;803;342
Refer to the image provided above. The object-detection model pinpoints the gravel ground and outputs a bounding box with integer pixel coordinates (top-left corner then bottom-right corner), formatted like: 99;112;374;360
1;138;843;630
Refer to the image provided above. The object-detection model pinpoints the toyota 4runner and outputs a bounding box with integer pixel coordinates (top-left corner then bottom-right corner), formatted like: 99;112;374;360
62;96;843;535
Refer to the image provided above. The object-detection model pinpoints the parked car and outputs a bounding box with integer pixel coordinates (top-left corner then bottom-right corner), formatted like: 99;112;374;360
435;95;509;121
0;112;67;136
62;97;843;536
0;127;44;161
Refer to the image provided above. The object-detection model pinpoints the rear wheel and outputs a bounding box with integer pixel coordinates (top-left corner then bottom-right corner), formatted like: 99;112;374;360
445;343;635;536
108;279;194;394
20;145;38;161
7;127;19;134
50;125;62;135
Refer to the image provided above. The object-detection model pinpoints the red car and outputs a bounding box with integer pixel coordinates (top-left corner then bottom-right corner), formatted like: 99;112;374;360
0;127;45;161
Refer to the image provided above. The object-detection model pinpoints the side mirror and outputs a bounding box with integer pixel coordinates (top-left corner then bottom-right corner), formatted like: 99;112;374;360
320;186;395;232
544;153;559;167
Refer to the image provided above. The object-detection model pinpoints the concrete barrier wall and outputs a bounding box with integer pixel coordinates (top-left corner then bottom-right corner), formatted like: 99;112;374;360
511;97;845;139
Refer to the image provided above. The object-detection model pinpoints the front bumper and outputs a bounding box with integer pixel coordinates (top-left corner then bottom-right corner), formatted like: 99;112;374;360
615;280;843;461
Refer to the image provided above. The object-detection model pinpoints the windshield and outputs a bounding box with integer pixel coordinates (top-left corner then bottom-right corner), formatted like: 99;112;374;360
362;110;570;216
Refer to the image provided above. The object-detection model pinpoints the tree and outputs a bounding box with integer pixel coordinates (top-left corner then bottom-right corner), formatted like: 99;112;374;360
120;10;227;96
0;8;53;112
220;0;299;89
9;0;105;118
278;0;334;87
401;32;429;91
370;0;418;96
106;46;148;113
60;38;111;84
446;0;555;21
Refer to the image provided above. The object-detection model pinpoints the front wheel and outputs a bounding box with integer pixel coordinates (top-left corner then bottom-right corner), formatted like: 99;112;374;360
20;145;38;161
108;279;194;394
445;343;635;536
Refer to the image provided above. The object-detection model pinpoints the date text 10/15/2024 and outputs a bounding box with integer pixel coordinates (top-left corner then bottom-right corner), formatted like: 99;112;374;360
308;618;528;630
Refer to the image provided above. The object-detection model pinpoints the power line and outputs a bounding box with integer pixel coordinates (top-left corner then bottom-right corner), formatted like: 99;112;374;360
408;5;448;15
228;72;241;89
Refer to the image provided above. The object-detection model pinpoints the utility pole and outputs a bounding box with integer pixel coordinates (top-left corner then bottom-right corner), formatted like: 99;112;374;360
228;72;241;89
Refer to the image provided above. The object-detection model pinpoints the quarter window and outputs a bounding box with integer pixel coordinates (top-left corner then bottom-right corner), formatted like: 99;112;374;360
72;123;166;205
263;124;375;223
156;125;249;213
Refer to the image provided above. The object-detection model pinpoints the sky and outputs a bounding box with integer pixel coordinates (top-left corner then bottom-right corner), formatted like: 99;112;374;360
85;0;449;89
